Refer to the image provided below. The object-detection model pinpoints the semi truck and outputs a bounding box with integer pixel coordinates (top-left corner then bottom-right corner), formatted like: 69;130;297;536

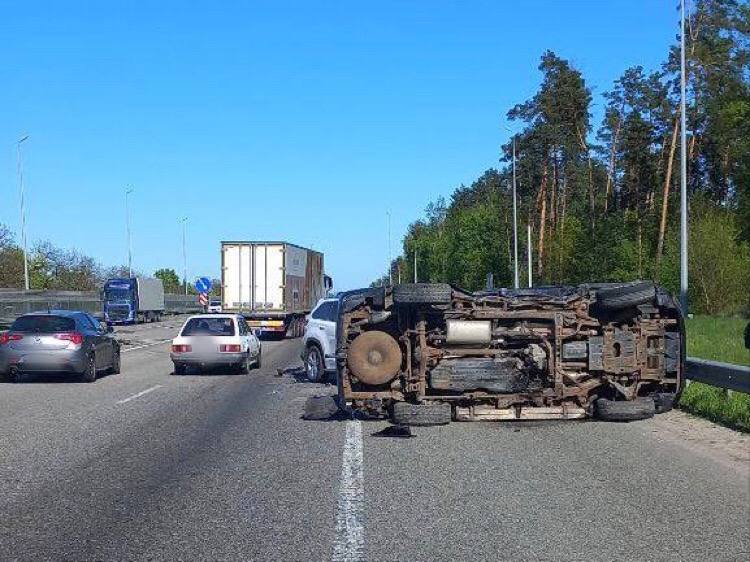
103;277;166;324
221;241;331;337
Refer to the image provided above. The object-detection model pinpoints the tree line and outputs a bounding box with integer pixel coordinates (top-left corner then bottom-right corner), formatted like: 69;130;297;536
0;224;220;295
377;0;749;316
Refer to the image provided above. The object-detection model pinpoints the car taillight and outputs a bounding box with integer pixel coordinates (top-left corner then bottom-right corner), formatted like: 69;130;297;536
55;332;84;345
220;344;241;353
0;333;23;345
172;344;192;353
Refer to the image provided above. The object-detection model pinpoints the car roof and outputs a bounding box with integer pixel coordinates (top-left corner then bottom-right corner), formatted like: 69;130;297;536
23;310;82;318
184;314;239;320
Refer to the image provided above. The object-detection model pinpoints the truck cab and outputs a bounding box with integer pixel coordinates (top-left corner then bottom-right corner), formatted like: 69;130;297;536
103;277;165;324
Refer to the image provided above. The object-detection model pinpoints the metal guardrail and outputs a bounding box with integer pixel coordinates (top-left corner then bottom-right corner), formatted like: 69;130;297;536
685;357;750;394
0;290;201;327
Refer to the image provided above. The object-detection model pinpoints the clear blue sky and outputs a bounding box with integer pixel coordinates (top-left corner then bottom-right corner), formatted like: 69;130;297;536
1;1;678;290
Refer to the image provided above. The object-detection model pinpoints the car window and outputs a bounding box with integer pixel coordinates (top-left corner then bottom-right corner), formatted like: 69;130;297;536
11;315;76;333
84;314;102;332
181;317;236;336
312;301;338;321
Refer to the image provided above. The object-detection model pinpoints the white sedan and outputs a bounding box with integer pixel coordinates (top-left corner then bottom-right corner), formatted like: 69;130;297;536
170;314;261;375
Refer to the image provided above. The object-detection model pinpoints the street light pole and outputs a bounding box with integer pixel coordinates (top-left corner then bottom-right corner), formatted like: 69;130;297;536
387;210;392;285
679;0;689;314
179;217;188;295
125;186;134;278
512;135;519;289
16;135;30;291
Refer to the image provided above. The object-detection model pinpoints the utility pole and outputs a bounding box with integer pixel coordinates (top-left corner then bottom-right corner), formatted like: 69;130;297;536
179;217;188;295
527;223;533;288
679;0;689;315
387;210;392;285
512;135;519;289
16;135;30;291
125;186;134;278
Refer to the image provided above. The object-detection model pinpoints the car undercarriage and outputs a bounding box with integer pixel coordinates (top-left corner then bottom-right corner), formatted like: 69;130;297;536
336;282;684;424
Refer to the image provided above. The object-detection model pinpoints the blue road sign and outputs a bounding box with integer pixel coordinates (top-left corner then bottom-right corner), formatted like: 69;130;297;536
194;277;212;294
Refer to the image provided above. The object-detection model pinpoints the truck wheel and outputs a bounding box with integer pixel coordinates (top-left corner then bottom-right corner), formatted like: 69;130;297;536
391;402;452;426
392;283;452;305
303;395;338;420
305;345;325;382
80;354;97;383
594;397;655;421
596;282;656;310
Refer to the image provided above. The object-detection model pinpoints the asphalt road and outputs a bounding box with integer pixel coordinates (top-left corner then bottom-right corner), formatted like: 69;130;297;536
1;318;748;561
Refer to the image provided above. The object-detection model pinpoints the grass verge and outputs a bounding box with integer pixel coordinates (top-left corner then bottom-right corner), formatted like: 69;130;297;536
681;315;750;432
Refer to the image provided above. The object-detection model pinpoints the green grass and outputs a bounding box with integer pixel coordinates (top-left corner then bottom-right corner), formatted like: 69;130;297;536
680;315;750;431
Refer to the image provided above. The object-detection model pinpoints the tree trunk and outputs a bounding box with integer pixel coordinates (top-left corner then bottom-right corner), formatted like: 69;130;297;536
656;113;680;269
537;158;549;278
604;117;621;213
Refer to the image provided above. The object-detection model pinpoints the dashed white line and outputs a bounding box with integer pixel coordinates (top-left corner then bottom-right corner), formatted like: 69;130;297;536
116;385;163;404
121;339;173;353
332;420;364;562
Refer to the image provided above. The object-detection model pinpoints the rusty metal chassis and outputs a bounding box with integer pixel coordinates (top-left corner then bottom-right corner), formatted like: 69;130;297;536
339;291;677;413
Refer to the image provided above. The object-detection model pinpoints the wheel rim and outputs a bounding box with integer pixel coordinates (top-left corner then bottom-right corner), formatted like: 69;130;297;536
307;349;320;380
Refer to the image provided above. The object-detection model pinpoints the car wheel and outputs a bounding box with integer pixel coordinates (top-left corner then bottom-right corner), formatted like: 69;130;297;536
392;283;452;305
305;345;325;382
238;353;251;375
110;348;121;375
594;397;655;421
255;347;262;369
80;354;97;383
653;392;676;414
391;401;452;426
173;363;187;376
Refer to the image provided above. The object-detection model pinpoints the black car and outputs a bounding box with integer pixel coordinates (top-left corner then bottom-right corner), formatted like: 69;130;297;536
0;310;121;383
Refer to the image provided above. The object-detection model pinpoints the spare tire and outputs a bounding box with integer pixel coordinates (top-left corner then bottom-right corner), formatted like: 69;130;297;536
392;283;452;305
391;402;451;426
348;331;402;385
596;282;656;310
594;397;655;422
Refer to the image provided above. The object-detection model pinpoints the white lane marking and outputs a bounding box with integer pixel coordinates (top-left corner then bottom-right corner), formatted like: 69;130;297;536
121;339;173;353
116;385;163;404
332;420;364;562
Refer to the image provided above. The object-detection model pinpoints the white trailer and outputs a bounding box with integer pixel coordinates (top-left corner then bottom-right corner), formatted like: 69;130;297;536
221;241;330;337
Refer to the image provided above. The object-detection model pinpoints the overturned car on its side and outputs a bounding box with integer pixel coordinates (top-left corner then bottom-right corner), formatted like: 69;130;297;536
335;282;684;425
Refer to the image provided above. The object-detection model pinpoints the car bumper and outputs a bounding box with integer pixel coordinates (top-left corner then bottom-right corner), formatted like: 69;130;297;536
0;348;88;375
170;352;245;367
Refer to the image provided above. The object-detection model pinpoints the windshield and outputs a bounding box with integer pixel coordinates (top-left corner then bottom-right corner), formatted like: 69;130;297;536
181;317;235;337
105;288;132;301
11;315;76;333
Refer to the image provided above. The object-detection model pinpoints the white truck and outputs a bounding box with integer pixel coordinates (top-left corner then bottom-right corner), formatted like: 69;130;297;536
220;241;331;337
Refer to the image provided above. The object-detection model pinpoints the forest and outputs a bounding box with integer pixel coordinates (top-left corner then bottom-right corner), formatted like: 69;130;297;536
376;0;749;316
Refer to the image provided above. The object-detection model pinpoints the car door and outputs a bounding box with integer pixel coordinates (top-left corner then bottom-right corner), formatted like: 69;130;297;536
310;301;337;358
80;314;107;369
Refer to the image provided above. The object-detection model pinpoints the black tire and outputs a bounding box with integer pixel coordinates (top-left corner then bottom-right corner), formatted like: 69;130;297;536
110;348;121;375
304;345;325;383
595;397;655;422
391;401;452;426
238;353;251;375
255;347;262;369
596;282;656;310
392;283;452;305
173;363;187;376
653;392;676;414
303;395;338;420
80;354;97;383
